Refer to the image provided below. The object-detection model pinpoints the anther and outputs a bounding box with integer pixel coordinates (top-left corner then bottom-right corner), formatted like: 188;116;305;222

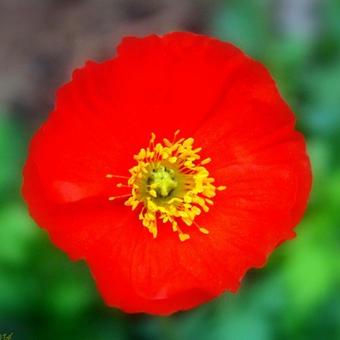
108;194;131;201
106;174;129;179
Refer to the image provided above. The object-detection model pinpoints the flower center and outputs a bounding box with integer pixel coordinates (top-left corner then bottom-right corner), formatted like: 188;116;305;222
148;165;177;198
106;131;226;241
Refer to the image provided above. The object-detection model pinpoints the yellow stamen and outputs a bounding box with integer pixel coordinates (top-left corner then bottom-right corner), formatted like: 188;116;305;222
116;183;131;188
106;174;129;179
201;157;212;165
107;131;226;241
108;194;131;201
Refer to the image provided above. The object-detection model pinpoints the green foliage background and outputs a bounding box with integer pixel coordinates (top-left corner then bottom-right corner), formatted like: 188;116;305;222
1;0;340;339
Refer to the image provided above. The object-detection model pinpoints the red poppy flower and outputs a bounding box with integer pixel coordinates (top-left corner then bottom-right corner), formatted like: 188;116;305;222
22;32;312;315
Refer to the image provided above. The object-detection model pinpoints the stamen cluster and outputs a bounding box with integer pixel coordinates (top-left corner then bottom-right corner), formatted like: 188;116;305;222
117;131;226;241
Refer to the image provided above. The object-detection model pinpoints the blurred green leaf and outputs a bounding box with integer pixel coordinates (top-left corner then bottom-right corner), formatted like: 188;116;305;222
210;0;271;57
0;111;25;198
0;203;37;265
282;214;340;328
